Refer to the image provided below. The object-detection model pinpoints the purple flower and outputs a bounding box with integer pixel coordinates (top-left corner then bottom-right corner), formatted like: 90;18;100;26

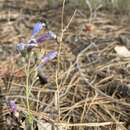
36;31;57;43
37;33;49;43
9;100;17;112
41;51;57;63
32;22;45;36
16;42;38;53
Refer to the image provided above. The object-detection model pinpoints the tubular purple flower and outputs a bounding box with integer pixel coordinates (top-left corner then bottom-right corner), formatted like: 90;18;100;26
32;22;46;36
36;33;49;43
16;42;38;53
47;51;57;60
41;51;57;63
9;100;17;112
36;31;57;43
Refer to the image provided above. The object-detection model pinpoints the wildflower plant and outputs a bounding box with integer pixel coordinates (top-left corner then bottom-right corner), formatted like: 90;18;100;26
16;21;58;130
9;100;17;113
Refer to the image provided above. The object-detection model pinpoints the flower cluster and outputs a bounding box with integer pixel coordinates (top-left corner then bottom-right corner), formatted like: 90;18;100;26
11;21;58;130
16;22;58;83
17;22;57;53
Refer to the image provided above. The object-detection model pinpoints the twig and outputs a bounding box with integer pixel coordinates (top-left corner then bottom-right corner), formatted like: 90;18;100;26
56;121;124;127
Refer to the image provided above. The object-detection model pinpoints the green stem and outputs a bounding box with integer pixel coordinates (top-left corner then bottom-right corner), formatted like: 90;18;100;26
25;58;33;130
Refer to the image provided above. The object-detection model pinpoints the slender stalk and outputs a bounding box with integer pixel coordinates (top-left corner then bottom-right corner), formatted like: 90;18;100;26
55;0;77;122
25;58;33;130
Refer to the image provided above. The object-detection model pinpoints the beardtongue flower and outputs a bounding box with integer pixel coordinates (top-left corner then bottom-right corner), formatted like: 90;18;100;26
36;33;49;43
37;31;57;43
9;100;17;113
16;42;38;53
41;51;57;63
32;22;46;36
36;51;57;84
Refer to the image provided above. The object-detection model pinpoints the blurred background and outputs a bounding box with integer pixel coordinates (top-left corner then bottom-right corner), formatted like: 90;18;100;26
1;1;130;130
1;0;130;12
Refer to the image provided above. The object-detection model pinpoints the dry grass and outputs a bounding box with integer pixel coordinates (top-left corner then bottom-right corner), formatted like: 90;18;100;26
1;0;130;130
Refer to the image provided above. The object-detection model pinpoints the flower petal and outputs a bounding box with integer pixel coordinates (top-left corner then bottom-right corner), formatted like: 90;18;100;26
36;33;49;43
41;51;57;63
9;100;17;112
32;22;45;36
47;51;58;60
37;31;56;43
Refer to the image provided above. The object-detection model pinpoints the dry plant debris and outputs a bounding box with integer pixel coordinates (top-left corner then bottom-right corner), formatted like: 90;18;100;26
1;3;130;130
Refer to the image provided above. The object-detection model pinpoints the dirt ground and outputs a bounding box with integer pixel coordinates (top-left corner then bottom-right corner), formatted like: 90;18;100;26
1;1;130;130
